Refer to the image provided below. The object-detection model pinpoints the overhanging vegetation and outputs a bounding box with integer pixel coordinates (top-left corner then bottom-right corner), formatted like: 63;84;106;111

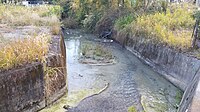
62;1;199;51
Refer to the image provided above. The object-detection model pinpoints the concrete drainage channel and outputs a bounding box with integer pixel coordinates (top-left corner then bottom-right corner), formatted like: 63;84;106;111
62;29;182;112
113;30;200;112
0;26;198;111
38;28;200;112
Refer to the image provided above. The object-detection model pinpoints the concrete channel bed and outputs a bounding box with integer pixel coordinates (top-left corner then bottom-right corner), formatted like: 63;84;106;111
62;29;182;112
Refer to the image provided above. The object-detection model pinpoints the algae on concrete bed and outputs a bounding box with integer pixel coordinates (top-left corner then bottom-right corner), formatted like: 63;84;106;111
128;105;137;112
40;89;101;112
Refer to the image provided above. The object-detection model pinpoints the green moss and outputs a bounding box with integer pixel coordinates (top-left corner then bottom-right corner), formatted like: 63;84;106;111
141;95;168;112
128;106;137;112
175;90;183;104
40;89;99;112
153;102;168;112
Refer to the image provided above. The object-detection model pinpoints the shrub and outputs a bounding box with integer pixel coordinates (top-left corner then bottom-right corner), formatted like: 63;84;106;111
75;7;88;24
193;10;200;19
95;9;123;34
114;14;136;30
131;4;195;50
62;17;78;29
82;11;102;32
41;5;63;17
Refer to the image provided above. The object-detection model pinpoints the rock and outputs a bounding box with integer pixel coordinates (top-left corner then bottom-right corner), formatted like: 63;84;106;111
63;105;70;110
79;74;83;77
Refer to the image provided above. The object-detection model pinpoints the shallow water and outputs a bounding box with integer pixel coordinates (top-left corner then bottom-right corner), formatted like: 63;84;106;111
41;29;182;112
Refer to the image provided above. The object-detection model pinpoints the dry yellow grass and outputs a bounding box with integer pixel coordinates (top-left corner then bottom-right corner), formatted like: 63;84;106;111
0;34;50;70
51;20;60;35
131;4;195;50
0;5;62;70
0;5;61;34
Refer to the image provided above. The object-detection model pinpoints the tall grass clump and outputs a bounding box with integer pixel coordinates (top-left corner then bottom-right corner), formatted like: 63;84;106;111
131;4;195;50
0;5;61;34
0;34;50;71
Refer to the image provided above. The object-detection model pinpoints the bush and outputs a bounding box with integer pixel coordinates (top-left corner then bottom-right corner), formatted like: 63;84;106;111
114;14;136;30
95;9;123;34
41;5;63;17
62;17;78;29
131;4;195;50
60;0;73;18
82;12;102;32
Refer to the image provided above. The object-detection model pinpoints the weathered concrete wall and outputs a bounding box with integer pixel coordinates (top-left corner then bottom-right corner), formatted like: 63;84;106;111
178;70;200;112
189;78;200;112
125;37;200;91
113;31;200;112
0;32;67;112
0;63;45;112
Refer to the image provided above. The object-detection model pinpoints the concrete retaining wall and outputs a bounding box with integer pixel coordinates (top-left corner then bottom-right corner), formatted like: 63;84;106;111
0;63;45;112
113;31;200;112
0;32;67;112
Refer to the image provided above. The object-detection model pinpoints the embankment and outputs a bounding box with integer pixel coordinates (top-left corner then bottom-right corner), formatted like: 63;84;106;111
0;31;67;112
113;30;200;112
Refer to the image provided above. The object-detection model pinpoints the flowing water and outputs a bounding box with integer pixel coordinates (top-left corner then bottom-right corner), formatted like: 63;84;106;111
41;29;182;112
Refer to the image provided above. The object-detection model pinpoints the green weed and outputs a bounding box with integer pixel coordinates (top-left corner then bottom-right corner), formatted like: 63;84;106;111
128;106;137;112
175;90;183;104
